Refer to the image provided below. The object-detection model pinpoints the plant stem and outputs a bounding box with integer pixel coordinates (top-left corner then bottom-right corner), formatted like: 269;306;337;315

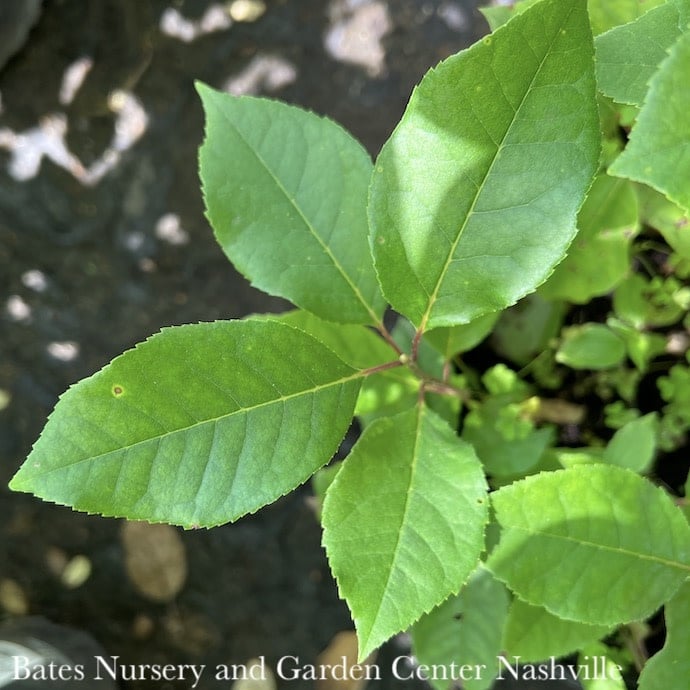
622;623;648;673
376;322;404;356
422;378;471;403
360;359;404;377
412;327;423;362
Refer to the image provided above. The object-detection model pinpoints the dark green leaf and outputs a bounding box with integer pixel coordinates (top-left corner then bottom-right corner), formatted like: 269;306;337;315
197;83;386;324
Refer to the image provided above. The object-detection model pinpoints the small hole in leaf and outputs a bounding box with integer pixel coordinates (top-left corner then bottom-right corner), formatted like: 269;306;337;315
112;385;124;397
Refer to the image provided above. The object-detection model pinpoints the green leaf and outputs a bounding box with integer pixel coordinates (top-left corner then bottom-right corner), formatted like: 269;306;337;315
322;404;488;660
264;312;424;428
556;324;627;370
579;643;627;690
587;0;667;35
355;368;419;425
10;320;361;528
369;0;600;331
613;273;685;328
197;83;386;325
638;581;690;690
594;1;685;107
463;399;554;478
539;175;638;303
607;317;668;372
503;599;610;662
411;566;509;690
266;309;394;369
551;447;605;469
488;465;690;626
609;31;690;215
603;412;658;472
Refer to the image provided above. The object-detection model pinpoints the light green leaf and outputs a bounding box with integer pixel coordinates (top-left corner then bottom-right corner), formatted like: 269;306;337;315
609;31;690;215
197;83;385;325
10;320;361;528
504;599;610;662
551;447;605;469
556;324;627;370
638;581;690;690
594;1;685;106
603;412;658;472
587;0;667;35
488;465;690;626
411;566;509;690
613;273;685;328
579;643;626;690
323;404;488;660
540;175;638;303
369;0;600;331
607;317;668;372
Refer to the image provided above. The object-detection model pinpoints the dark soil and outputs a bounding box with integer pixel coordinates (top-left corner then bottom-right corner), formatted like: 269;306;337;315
0;1;492;688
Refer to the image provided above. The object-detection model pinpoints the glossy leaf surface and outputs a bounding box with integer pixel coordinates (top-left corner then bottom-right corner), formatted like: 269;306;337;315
10;321;361;527
488;465;690;625
323;405;488;659
369;0;599;331
198;83;386;324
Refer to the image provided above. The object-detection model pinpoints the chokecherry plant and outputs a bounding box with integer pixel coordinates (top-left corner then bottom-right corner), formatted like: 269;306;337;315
11;0;690;686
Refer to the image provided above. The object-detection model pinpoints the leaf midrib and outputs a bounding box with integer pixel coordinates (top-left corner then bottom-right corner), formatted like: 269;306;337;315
31;369;364;476
419;1;578;332
214;102;381;325
363;402;425;648
508;525;690;573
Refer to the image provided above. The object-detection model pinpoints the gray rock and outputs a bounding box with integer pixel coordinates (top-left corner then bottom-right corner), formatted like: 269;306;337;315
0;0;42;72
